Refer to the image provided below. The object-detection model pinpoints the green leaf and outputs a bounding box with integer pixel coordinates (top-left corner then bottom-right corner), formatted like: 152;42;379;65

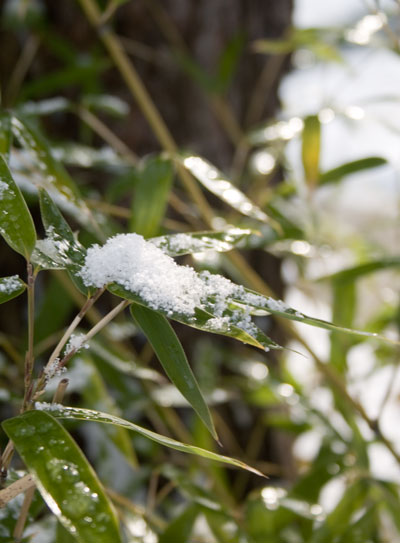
319;257;400;283
329;280;356;373
216;32;245;93
0;275;26;304
158;504;198;543
302;115;321;187
0;111;12;157
37;189;89;293
18;97;71;117
150;227;254;256
130;157;173;238
10;114;94;230
180;154;272;223
34;404;264;476
130;304;218;440
309;479;370;543
108;282;281;352
81;356;138;468
319;157;387;185
2;410;122;543
232;287;399;344
0;154;36;258
83;94;129;118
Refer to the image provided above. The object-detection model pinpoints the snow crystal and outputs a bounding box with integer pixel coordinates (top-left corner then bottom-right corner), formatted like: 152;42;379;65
0;275;21;294
44;358;66;381
35;401;64;412
64;333;89;356
0;180;8;199
206;316;231;330
151;233;206;253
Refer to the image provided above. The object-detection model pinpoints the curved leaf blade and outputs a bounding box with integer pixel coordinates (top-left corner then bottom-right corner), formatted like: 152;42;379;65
235;288;399;344
130;157;173;238
150;227;254;256
130;304;218;440
34;404;265;476
0;111;12;157
2;410;122;543
319;157;387;186
0;275;26;304
318;257;400;283
11;114;94;230
108;282;281;352
302;115;320;187
180;155;272;223
0;154;36;258
38;188;90;293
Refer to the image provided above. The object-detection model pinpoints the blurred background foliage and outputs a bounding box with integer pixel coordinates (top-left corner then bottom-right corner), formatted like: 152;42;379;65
1;0;400;541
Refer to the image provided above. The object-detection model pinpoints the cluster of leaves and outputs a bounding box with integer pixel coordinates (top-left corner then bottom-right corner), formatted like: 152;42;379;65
1;1;400;542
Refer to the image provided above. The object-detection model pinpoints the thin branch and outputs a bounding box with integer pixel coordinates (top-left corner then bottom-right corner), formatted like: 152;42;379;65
4;35;40;107
0;474;35;507
52;378;69;404
12;485;36;540
77;106;138;165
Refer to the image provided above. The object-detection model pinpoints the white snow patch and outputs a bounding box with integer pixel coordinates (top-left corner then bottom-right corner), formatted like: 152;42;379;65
64;333;89;356
0;275;21;294
35;401;64;412
79;233;290;339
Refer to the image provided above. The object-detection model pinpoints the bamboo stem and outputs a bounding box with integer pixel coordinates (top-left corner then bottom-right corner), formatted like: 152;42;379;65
12;485;36;541
0;474;35;507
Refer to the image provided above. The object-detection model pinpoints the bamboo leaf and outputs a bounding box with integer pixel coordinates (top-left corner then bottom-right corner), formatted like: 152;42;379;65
319;157;387;185
318;257;400;283
180;155;272;223
130;303;218;440
0;111;12;157
159;504;199;543
11;114;93;229
234;287;398;344
0;275;26;304
33;404;265;476
108;282;281;352
2;410;122;543
37;188;90;293
150;227;254;256
130;157;173;238
0;154;36;258
302;115;321;187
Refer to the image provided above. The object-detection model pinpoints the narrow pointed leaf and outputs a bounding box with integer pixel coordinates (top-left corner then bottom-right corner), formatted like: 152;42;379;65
302;115;321;187
234;287;399;344
108;282;281;352
150;227;254;256
130;157;173;238
159;504;199;543
0;275;26;304
0;111;12;157
0;154;36;258
318;257;400;283
11;114;93;228
181;155;271;223
319;156;387;185
2;410;122;543
33;404;265;476
130;303;218;439
38;188;89;293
